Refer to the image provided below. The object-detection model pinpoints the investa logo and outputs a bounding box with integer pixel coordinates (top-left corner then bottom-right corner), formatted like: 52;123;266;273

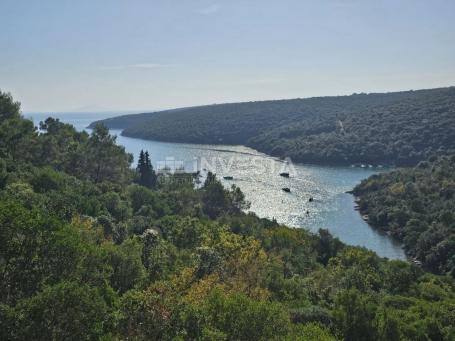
157;155;296;176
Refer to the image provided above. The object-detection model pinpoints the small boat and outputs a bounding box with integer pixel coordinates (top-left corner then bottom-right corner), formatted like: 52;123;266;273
412;258;422;266
282;187;291;192
309;197;314;202
279;172;290;177
223;176;233;180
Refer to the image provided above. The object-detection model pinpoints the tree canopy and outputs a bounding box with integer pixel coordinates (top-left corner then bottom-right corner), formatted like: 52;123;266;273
1;90;455;340
91;86;455;166
354;155;455;277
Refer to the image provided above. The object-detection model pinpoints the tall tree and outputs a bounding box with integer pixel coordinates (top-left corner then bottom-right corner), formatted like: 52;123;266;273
0;91;37;162
202;172;228;218
137;150;146;179
86;124;133;184
136;150;157;189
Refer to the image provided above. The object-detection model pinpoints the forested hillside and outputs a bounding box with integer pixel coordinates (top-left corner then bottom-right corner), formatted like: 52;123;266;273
90;87;455;166
354;156;455;277
2;90;455;340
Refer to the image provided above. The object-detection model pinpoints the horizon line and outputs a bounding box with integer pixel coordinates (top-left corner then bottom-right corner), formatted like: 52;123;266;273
22;84;455;114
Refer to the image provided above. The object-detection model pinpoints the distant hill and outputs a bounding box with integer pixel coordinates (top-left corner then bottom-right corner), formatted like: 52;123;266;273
89;87;455;166
88;112;156;129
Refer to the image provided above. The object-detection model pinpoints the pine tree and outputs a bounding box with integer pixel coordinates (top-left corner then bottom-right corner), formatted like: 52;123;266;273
144;151;151;169
138;150;145;171
136;150;157;189
137;149;145;186
137;150;145;185
144;151;157;188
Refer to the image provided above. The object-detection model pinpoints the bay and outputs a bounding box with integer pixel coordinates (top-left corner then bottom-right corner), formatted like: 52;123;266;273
27;112;406;260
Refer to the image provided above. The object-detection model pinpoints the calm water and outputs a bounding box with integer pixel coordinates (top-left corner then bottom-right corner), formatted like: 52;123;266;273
27;112;405;259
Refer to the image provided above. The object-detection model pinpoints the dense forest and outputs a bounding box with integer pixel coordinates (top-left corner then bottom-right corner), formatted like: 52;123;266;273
90;87;455;166
2;90;455;340
353;156;455;277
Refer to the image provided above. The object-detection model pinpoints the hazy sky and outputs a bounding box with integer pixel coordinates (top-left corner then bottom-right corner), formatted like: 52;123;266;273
1;0;455;112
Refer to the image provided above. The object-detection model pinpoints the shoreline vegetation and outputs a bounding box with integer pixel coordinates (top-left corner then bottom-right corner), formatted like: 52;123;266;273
2;90;455;340
353;156;455;276
89;86;455;167
89;86;455;274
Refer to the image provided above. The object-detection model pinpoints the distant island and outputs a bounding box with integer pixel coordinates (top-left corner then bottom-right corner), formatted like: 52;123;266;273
90;86;455;166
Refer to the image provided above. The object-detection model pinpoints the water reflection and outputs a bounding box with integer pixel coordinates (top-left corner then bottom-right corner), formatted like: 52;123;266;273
27;112;406;260
113;132;405;260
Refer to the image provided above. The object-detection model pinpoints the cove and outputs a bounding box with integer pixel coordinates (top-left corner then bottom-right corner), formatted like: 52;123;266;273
28;112;406;259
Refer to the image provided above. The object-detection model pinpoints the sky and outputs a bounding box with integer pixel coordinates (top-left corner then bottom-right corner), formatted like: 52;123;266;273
1;0;455;112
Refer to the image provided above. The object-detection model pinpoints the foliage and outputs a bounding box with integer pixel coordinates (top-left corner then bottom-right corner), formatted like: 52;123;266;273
91;86;455;166
202;172;250;218
136;149;157;188
1;91;455;340
354;156;455;276
9;281;111;341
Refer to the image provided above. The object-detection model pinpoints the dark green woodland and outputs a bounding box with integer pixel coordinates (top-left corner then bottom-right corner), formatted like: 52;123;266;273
1;90;454;340
91;87;455;166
